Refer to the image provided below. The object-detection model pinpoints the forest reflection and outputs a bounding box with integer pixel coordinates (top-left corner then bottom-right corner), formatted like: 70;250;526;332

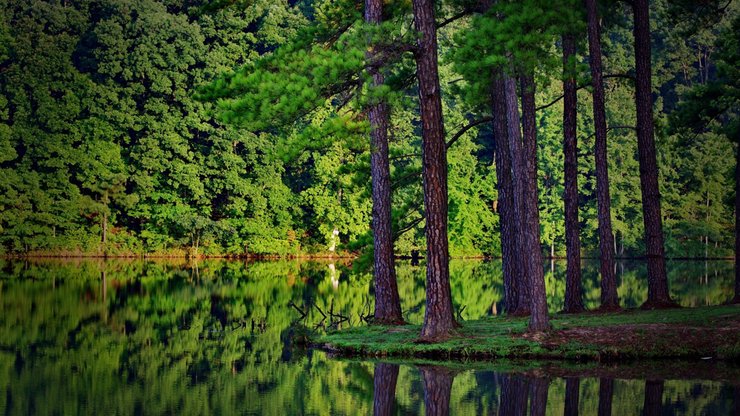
0;258;737;415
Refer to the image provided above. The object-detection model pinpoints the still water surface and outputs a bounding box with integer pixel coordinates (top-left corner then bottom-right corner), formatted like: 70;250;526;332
0;258;737;414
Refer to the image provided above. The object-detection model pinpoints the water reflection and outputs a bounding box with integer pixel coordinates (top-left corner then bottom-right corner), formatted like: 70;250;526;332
0;258;737;415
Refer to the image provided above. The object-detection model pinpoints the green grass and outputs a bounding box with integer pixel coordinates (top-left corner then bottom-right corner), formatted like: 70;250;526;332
317;304;740;361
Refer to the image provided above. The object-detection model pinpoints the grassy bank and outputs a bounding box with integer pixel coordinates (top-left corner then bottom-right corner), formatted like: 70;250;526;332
318;305;740;361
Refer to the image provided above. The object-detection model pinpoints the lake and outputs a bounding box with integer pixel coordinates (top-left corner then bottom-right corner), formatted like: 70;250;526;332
0;258;737;415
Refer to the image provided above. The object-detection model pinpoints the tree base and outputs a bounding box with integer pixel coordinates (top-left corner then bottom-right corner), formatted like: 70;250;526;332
560;306;587;315
596;303;622;313
371;317;406;326
640;299;680;310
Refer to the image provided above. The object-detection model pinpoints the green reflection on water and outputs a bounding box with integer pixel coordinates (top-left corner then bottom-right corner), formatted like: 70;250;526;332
0;259;735;415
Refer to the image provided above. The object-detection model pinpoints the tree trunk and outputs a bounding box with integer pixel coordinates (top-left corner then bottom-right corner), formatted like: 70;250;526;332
419;366;456;416
498;374;530;416
585;0;619;310
734;145;740;303
366;0;404;325
412;0;458;340
373;363;399;416
520;74;550;332
505;74;531;316
564;378;580;416
598;378;614;416
562;33;585;314
529;377;550;416
641;380;664;416
492;70;520;314
633;0;674;308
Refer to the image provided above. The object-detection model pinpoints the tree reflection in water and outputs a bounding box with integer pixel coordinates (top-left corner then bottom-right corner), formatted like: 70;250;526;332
373;363;399;416
420;366;457;416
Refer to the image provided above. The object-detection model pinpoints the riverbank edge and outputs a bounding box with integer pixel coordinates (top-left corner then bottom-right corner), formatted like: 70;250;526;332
317;305;740;362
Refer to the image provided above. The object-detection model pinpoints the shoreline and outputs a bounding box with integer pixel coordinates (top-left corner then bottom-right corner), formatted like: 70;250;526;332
317;305;740;362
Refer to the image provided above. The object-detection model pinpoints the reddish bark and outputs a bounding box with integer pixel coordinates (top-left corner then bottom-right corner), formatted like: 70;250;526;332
585;0;619;310
520;74;550;332
419;366;456;416
562;33;585;314
366;0;404;325
373;363;399;416
412;0;458;340
632;0;675;308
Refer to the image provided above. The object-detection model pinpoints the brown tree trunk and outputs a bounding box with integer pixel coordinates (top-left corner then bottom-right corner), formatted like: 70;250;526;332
498;374;530;416
529;377;550;416
366;0;404;325
412;0;458;340
505;74;531;316
585;0;619;310
641;380;664;416
373;363;399;416
564;378;580;416
633;0;674;309
734;146;740;303
562;33;585;314
492;71;520;314
520;74;550;332
419;366;456;416
598;378;614;416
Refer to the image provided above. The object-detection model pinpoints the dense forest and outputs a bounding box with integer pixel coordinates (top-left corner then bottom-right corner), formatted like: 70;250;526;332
0;0;737;261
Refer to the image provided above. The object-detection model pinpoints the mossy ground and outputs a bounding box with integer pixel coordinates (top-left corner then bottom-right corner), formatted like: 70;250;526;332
318;304;740;361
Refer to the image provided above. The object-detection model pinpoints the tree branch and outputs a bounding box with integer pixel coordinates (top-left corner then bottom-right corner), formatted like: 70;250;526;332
535;74;635;112
446;116;494;149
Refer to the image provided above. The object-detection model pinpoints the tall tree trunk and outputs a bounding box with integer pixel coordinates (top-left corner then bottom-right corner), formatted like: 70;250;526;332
492;71;520;314
633;0;674;308
598;378;614;416
529;377;550;416
419;366;456;416
641;380;664;416
373;363;399;416
412;0;458;340
734;145;740;303
520;74;550;332
564;378;580;416
505;74;531;315
498;374;530;416
366;0;404;325
562;33;585;314
585;0;619;310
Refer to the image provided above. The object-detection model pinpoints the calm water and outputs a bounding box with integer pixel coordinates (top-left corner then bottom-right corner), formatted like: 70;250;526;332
0;258;737;415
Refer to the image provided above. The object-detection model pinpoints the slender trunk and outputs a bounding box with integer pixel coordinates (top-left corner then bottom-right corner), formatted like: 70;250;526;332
734;145;740;303
633;0;674;308
419;366;456;416
412;0;458;340
529;377;550;416
564;378;580;416
641;380;664;416
505;74;531;315
498;374;530;416
598;378;614;416
562;33;585;314
585;0;619;310
520;74;550;332
102;213;107;244
373;363;399;416
492;71;519;314
366;0;403;325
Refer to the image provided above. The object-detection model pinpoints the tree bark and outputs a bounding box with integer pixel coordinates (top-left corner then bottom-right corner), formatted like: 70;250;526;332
373;363;399;416
419;366;456;416
505;74;531;316
734;145;740;303
529;377;550;416
633;0;674;308
598;378;614;416
366;0;404;325
492;70;520;314
412;0;458;340
564;377;580;416
498;374;530;416
520;73;550;332
641;380;664;416
562;33;585;314
585;0;619;310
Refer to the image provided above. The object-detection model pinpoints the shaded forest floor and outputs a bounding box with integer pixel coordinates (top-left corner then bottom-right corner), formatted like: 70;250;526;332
318;304;740;361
